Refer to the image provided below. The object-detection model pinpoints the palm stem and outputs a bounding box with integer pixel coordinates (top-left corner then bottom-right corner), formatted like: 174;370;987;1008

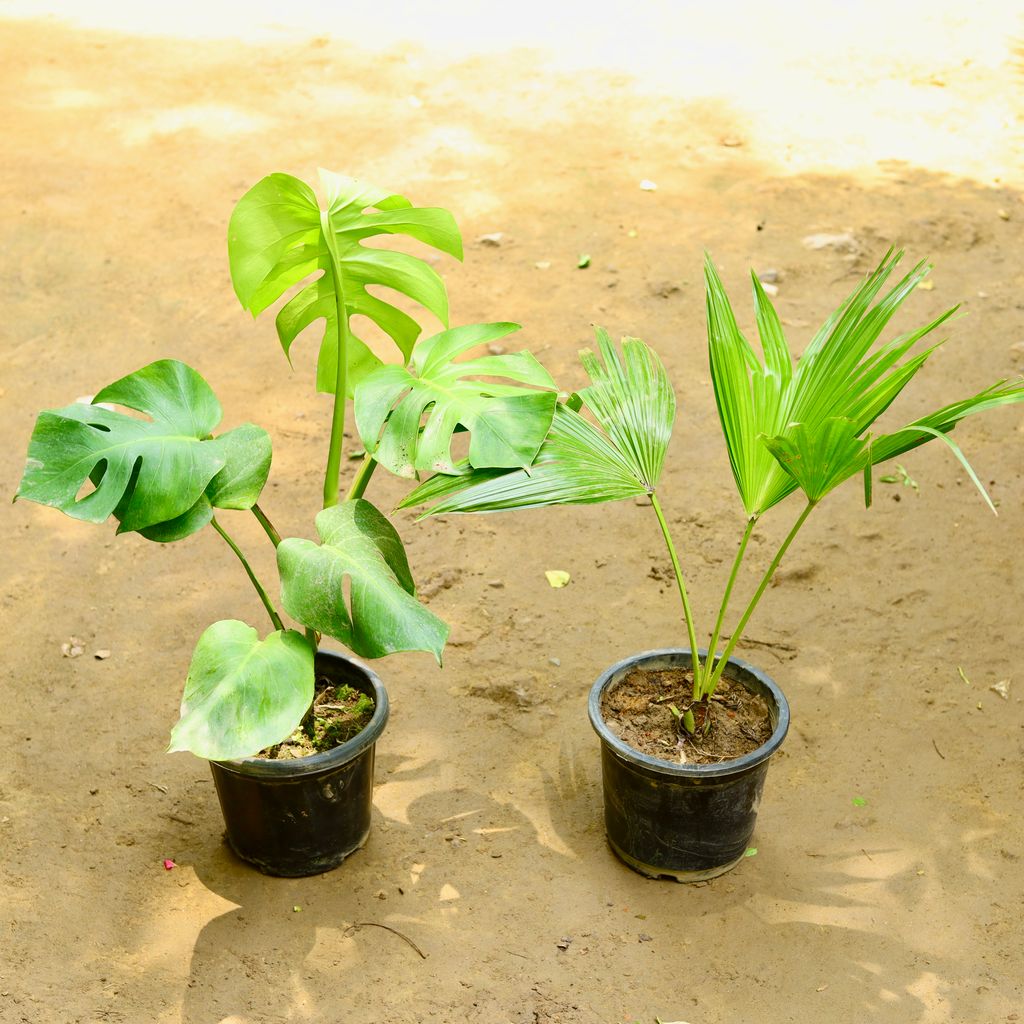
251;503;281;547
346;454;379;502
211;516;284;632
703;499;816;695
701;516;757;689
650;493;702;685
321;209;350;509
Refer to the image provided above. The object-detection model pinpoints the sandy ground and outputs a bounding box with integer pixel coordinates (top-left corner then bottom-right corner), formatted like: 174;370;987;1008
2;4;1023;1022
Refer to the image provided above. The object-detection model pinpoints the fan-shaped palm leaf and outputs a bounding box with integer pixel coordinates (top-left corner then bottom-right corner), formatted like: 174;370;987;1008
707;249;961;516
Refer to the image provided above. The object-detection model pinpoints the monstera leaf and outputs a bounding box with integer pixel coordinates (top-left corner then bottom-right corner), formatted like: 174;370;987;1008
354;322;557;478
137;422;274;543
18;361;226;532
277;499;448;661
399;331;675;514
228;169;462;396
16;360;272;541
168;620;315;761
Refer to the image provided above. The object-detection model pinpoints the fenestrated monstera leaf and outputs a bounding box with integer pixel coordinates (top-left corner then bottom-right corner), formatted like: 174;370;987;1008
228;169;462;396
168;620;315;761
17;360;228;533
277;499;448;662
354;322;557;478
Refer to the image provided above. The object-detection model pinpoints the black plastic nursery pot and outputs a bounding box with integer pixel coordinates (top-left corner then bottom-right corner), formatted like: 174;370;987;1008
589;648;789;882
209;649;389;878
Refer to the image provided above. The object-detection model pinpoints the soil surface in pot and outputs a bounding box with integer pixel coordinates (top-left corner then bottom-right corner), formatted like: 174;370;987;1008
260;677;375;760
600;666;772;765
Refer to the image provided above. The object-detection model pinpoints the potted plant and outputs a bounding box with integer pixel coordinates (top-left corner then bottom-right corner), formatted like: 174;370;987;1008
14;169;557;876
397;249;1024;881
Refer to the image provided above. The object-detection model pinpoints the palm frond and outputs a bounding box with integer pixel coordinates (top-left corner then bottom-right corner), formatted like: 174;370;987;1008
706;249;961;515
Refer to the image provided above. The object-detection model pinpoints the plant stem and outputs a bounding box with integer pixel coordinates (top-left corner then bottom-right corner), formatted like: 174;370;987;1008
701;516;757;689
211;516;284;632
650;492;702;685
703;499;817;695
320;209;350;510
345;454;379;502
251;503;281;547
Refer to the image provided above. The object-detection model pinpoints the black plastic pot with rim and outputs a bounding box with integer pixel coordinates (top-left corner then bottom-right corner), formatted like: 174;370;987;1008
588;647;789;882
208;649;389;878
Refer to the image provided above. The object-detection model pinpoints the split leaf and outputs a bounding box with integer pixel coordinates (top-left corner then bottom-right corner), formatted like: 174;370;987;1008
277;499;448;662
399;331;675;515
17;360;226;533
228;170;462;396
355;322;556;478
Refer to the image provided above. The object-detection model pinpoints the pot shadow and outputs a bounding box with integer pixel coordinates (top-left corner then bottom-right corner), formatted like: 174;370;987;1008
179;756;562;1024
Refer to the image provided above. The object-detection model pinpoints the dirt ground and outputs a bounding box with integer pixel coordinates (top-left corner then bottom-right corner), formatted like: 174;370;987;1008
2;4;1023;1023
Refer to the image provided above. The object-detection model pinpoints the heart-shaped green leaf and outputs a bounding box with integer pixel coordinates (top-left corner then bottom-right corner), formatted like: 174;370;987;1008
136;423;273;543
355;322;557;477
16;360;226;532
278;499;448;662
204;423;273;510
168;620;315;761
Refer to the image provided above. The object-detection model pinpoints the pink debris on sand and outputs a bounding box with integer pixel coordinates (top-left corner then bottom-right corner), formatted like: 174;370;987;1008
162;859;176;871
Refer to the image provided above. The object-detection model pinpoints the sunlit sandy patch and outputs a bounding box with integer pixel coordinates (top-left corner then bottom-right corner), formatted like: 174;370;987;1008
116;105;270;146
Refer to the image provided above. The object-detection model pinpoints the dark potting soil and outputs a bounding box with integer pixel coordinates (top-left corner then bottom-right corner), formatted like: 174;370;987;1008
261;677;375;759
600;666;773;765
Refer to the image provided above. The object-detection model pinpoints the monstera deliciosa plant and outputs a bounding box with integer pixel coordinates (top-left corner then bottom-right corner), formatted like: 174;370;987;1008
16;169;557;760
398;249;1024;733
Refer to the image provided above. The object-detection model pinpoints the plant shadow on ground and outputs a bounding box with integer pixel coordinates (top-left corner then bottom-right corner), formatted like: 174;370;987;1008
2;10;1023;1024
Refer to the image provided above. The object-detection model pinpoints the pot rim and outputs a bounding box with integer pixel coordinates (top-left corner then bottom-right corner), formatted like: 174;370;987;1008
212;648;389;780
588;647;790;779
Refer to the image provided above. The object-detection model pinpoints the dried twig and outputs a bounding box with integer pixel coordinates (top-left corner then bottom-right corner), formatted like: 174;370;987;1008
720;634;796;652
161;812;195;827
349;921;427;959
932;738;946;761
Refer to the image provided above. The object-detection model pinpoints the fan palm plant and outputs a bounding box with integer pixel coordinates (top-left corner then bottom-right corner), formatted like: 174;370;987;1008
399;249;1024;734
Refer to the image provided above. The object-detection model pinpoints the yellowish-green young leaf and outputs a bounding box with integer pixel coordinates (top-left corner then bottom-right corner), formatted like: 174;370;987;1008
228;170;463;397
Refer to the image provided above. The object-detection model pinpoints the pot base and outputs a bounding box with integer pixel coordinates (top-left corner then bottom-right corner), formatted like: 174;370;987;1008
608;836;746;883
223;827;370;878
